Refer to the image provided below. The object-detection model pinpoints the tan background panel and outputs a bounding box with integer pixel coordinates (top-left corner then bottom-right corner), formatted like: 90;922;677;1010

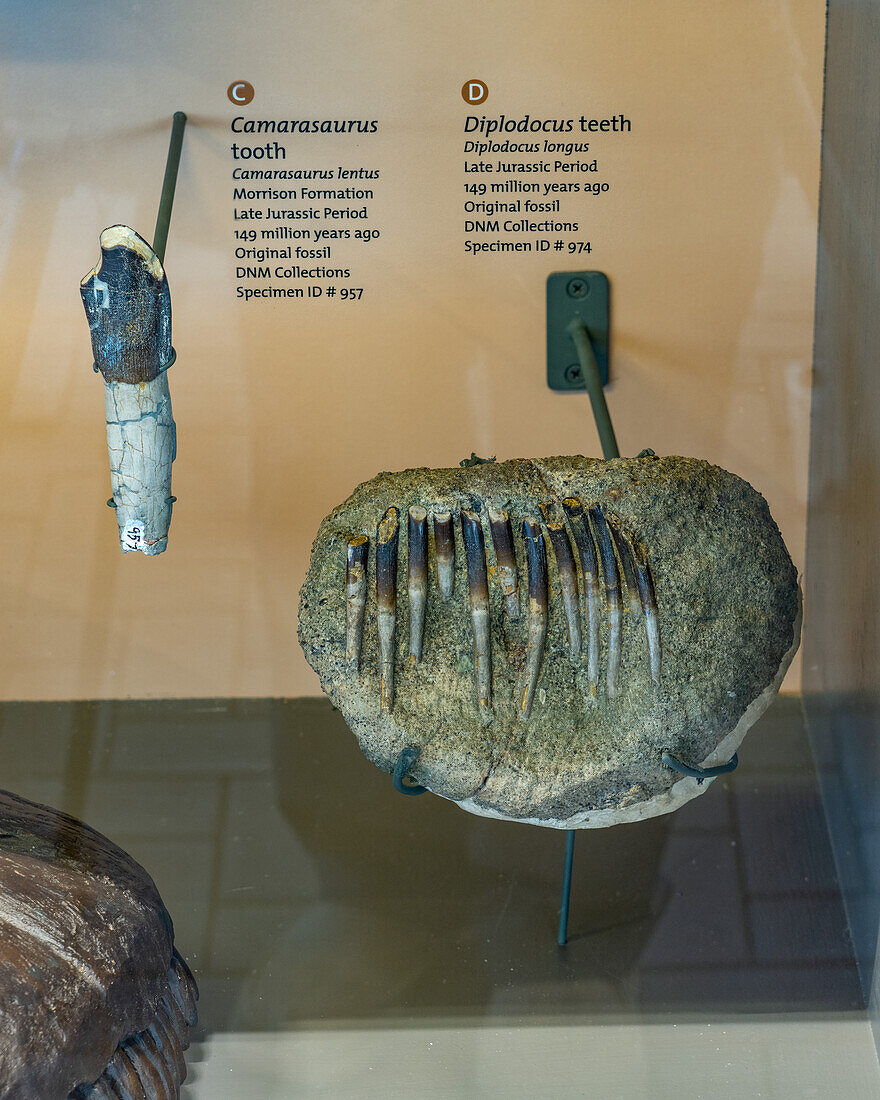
0;1;823;699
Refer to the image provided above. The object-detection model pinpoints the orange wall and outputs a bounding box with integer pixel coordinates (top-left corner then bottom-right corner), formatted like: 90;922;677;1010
0;1;824;699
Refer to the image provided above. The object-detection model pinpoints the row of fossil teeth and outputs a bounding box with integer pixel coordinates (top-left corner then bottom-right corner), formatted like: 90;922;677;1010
72;950;198;1100
344;499;659;718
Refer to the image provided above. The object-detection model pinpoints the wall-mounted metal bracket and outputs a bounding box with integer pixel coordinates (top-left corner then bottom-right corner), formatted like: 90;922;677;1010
546;271;610;390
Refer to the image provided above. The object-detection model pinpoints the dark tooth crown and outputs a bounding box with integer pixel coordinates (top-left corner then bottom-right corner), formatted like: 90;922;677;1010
588;506;620;602
522;519;548;605
407;508;428;584
461;511;489;596
488;508;520;617
376;507;400;607
563;497;599;579
608;519;639;597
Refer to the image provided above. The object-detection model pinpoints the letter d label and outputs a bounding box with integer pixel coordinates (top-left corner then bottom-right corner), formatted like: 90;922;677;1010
461;79;488;105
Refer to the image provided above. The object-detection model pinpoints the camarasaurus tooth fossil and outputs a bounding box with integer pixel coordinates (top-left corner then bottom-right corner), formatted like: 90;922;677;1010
376;507;400;714
81;226;177;555
346;536;369;670
299;456;801;829
0;788;197;1099
589;504;622;698
461;510;492;714
520;518;549;718
488;509;520;619
433;512;456;599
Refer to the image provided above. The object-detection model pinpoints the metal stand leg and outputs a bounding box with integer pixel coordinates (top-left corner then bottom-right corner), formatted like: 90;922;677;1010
557;829;576;945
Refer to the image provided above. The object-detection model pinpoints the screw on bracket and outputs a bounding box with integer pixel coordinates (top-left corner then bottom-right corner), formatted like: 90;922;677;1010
564;364;583;384
566;277;589;299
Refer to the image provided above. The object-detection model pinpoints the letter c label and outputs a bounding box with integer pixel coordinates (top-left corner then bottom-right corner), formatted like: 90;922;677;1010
228;81;255;105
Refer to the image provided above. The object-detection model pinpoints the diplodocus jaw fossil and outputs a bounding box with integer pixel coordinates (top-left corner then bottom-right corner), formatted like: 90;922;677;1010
299;455;801;829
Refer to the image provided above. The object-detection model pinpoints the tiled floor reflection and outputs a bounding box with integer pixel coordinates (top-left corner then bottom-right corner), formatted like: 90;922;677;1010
0;695;875;1096
0;695;863;1024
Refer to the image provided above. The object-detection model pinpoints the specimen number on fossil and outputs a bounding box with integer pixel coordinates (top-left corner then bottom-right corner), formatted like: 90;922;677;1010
299;456;800;829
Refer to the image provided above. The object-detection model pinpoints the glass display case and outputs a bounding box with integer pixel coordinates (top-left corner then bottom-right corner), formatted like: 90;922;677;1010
1;2;878;1097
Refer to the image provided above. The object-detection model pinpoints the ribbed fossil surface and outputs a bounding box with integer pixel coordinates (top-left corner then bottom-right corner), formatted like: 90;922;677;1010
299;455;801;828
0;789;197;1099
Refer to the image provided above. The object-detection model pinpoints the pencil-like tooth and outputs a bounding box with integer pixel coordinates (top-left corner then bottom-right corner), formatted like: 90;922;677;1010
488;508;520;619
153;1011;186;1086
433;511;455;599
609;519;642;618
345;536;369;671
159;992;187;1044
376;507;400;714
408;507;428;662
121;1036;163;1096
563;498;600;694
546;521;581;656
589;505;622;698
633;539;661;683
461;510;492;712
138;1027;176;1096
106;1045;148;1099
520;519;548;718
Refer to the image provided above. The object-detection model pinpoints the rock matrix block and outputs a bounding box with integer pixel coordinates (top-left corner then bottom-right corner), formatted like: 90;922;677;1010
299;455;800;828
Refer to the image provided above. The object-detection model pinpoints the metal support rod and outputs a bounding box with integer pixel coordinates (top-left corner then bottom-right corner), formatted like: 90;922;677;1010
153;111;187;265
558;318;620;947
662;751;739;783
557;829;576;945
393;746;427;796
567;318;620;461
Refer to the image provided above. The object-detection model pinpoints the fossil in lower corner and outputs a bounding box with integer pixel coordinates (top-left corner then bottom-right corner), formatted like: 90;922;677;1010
0;788;198;1099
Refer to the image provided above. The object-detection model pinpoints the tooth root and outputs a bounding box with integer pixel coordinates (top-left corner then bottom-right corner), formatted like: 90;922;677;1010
433;511;455;599
376;507;400;713
546;520;581;656
345;536;369;671
520;519;548;718
589;505;621;698
488;508;520;618
563;498;600;694
633;540;661;683
461;510;492;712
408;507;428;662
